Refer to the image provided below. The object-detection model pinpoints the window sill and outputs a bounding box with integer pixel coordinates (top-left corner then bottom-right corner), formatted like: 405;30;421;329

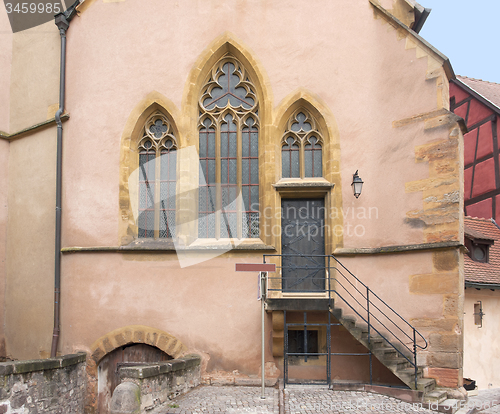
61;239;276;253
273;178;334;196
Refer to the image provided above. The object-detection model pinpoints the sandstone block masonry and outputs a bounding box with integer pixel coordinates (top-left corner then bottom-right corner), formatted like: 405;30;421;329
116;354;201;413
0;353;86;414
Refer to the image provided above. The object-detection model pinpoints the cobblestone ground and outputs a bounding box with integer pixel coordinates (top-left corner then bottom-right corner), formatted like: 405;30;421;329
150;386;279;414
150;385;445;414
456;388;500;414
284;386;439;414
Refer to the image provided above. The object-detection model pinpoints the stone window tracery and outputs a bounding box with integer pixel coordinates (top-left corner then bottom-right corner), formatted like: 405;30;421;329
282;110;323;178
138;111;177;239
198;55;260;239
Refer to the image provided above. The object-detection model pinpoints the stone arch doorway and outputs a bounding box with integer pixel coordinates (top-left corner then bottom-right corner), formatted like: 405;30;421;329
88;325;188;414
98;343;172;414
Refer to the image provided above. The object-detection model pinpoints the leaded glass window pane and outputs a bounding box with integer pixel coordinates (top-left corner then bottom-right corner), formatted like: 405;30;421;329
159;148;176;237
198;55;260;239
305;137;322;178
138;151;155;238
137;112;177;239
282;109;323;179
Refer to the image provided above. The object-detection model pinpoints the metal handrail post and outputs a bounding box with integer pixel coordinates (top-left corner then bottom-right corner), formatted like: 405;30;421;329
367;288;372;384
413;328;418;390
328;256;331;304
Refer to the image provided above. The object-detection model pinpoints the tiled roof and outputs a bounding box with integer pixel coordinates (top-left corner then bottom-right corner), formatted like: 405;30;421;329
464;216;500;286
457;76;500;111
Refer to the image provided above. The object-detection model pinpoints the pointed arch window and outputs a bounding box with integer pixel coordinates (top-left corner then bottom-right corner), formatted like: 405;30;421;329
198;56;260;239
138;112;177;239
282;110;323;178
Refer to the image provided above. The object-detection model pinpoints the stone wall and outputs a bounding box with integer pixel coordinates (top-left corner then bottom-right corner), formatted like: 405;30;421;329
0;353;86;414
115;355;201;413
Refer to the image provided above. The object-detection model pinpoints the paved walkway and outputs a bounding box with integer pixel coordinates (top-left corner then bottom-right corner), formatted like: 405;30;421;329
150;385;442;414
151;386;279;414
284;386;438;414
456;388;500;414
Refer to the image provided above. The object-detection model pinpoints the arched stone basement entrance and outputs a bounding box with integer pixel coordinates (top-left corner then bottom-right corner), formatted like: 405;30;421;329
87;325;187;414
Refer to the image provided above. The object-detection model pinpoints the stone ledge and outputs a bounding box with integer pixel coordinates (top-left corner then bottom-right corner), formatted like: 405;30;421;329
333;241;462;256
62;243;276;253
119;355;201;379
0;353;86;375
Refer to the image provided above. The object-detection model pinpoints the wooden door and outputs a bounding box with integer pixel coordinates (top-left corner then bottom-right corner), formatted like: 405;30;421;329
98;343;171;414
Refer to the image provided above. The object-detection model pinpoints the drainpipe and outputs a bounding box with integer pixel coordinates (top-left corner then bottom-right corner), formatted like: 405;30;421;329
51;0;80;358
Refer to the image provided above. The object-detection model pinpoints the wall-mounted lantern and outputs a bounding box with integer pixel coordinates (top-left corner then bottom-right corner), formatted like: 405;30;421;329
351;170;364;198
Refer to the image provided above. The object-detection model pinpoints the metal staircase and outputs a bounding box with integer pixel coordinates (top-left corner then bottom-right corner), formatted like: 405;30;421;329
264;254;449;404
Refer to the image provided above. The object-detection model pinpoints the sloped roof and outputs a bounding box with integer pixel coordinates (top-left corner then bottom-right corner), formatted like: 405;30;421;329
464;216;500;287
456;76;500;112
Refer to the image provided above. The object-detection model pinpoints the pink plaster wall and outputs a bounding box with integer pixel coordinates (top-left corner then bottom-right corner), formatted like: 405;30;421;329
0;0;12;358
9;22;60;131
61;0;438;248
0;1;12;133
5;129;56;360
336;252;439;322
0;141;8;357
2;0;461;371
60;253;266;374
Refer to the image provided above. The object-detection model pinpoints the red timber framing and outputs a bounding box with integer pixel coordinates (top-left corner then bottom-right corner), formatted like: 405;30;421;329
450;76;500;220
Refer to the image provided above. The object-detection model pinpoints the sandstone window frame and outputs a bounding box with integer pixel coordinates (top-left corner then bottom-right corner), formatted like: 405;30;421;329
281;108;324;179
197;55;261;240
136;111;178;240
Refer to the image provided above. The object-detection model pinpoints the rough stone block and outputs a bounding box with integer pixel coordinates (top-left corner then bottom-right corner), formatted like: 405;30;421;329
102;337;115;354
411;318;458;332
409;272;458;294
91;347;105;363
427;351;462;369
14;359;59;374
168;360;186;372
429;333;463;352
0;363;14;376
178;355;201;369
443;295;460;317
138;365;160;378
427;367;460;388
60;353;87;368
433;250;459;271
109;382;140;414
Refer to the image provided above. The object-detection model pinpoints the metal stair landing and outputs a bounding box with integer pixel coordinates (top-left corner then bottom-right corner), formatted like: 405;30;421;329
331;306;445;403
263;253;454;408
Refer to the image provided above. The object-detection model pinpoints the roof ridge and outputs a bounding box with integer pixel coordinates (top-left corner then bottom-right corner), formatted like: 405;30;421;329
458;75;500;86
465;215;494;222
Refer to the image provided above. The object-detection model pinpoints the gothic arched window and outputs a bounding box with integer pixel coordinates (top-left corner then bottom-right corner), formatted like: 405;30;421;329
138;112;177;239
198;56;259;239
282;110;323;178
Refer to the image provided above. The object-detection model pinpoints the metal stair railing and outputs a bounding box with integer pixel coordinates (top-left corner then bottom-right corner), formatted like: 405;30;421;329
330;255;428;390
263;253;428;389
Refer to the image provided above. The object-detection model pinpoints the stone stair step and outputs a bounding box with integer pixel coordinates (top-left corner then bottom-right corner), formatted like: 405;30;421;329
423;389;448;404
330;308;342;319
435;399;461;414
385;357;411;371
397;366;423;379
330;307;430;393
416;378;436;393
339;315;357;328
360;333;386;345
372;346;398;357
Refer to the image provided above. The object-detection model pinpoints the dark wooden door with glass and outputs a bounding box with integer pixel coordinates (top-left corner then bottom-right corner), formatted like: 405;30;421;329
281;199;325;292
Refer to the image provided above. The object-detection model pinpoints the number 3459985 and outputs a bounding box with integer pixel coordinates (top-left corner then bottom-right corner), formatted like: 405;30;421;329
5;3;61;13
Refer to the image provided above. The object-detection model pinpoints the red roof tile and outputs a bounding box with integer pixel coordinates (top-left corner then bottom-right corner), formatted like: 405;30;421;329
464;216;500;286
457;76;500;111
